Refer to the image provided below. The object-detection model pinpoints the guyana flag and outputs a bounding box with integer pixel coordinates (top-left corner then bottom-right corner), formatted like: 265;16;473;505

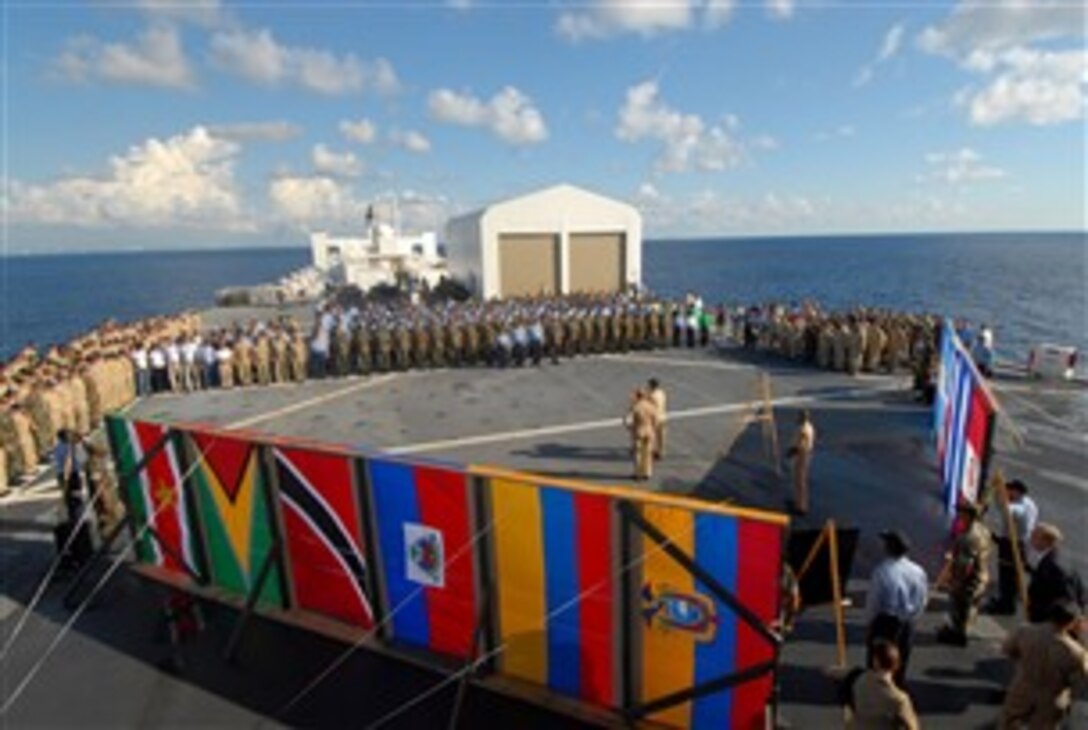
188;430;285;607
105;416;202;578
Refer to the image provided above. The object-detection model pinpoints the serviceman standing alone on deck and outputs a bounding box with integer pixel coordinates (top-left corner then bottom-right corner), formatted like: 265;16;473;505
787;409;815;515
647;378;667;460
625;389;659;482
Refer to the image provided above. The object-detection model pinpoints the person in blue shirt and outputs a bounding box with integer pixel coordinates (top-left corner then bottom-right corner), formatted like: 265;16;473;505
865;529;929;687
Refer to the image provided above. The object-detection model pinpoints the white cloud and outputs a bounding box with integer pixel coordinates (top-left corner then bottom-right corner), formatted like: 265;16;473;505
6;126;251;231
557;1;694;41
135;0;227;27
209;28;400;96
960;47;1086;126
312;144;363;178
633;185;817;233
269;175;368;229
428;86;548;145
917;0;1083;57
340;118;378;144
53;25;195;89
765;0;794;21
922;148;1006;185
389;129;432;153
206;120;301;142
616;80;766;173
704;0;736;29
918;1;1085;127
854;23;905;87
268;177;452;233
555;0;790;41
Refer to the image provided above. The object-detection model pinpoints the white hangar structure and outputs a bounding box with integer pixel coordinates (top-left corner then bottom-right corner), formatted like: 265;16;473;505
444;184;642;300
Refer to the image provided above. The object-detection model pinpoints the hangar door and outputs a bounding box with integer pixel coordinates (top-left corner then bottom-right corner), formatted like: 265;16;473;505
569;233;625;293
498;234;560;297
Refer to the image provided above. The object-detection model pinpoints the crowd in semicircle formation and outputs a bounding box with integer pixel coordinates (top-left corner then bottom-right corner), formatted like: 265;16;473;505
1;292;999;495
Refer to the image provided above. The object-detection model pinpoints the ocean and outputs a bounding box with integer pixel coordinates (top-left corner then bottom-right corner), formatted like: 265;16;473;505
2;232;1084;366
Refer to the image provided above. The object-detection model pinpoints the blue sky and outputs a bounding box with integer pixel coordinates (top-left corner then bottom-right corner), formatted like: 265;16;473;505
2;0;1085;252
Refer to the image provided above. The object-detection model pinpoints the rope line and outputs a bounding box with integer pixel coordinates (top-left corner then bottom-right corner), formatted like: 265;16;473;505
0;434;220;715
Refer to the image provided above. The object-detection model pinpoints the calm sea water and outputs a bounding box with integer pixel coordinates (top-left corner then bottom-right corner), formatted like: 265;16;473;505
2;232;1084;364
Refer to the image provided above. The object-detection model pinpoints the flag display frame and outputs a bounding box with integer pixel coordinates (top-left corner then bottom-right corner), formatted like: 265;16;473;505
106;416;789;729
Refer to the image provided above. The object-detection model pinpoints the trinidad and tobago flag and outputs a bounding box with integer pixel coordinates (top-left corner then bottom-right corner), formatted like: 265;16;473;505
273;446;375;628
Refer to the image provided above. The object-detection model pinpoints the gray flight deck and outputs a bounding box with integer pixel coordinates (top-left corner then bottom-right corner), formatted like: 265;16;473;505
1;342;1085;728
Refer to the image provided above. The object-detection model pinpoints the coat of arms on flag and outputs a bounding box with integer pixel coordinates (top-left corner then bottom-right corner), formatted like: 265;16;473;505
404;523;445;588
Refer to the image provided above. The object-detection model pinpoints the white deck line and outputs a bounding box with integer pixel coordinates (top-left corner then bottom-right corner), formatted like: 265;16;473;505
599;353;753;371
386;383;897;455
225;373;400;430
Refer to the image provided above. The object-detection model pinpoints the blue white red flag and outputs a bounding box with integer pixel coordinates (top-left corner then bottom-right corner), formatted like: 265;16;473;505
934;322;996;515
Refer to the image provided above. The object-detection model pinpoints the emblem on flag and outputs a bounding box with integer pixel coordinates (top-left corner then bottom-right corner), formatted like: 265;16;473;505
404;523;445;588
641;582;718;642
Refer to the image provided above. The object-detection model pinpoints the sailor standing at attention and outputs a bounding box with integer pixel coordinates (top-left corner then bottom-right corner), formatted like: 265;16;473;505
787;409;816;515
647;378;667;460
626;389;659;481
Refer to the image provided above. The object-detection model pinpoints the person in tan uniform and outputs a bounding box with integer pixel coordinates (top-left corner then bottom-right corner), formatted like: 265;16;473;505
290;331;308;383
938;502;991;646
787;409;816;515
647;378;667;460
69;371;90;435
234;338;252;387
849;639;919;730
11;402;39;476
1000;602;1087;730
816;324;832;369
0;399;24;484
254;334;271;386
865;320;887;372
625;389;659;481
846;320;865;375
886;324;906;373
832;323;848;371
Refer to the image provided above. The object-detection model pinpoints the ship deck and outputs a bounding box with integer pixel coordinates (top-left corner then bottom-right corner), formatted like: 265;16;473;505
2;343;1085;728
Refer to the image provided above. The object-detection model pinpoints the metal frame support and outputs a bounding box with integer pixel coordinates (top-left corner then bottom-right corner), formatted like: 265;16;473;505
222;542;281;663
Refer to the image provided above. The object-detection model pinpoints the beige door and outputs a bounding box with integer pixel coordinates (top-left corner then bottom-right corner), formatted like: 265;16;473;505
568;233;624;293
498;234;560;297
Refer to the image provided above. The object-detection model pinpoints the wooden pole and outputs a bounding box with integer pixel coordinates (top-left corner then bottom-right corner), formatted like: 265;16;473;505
794;526;828;585
992;470;1030;617
827;520;847;668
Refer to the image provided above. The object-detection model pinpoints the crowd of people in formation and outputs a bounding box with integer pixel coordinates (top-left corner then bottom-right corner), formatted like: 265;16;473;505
725;301;997;394
127;291;720;398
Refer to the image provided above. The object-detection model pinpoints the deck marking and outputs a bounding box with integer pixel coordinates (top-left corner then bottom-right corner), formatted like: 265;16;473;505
995;385;1085;433
225;373;399;430
387;383;897;455
598;354;753;372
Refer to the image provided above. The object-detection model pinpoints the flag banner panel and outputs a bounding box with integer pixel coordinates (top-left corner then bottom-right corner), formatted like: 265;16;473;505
933;323;997;516
637;503;781;730
487;476;618;708
105;416;201;578
369;459;478;658
188;430;284;607
273;445;374;628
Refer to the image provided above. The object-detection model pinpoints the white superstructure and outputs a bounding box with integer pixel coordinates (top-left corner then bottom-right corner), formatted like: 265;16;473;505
311;221;446;292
